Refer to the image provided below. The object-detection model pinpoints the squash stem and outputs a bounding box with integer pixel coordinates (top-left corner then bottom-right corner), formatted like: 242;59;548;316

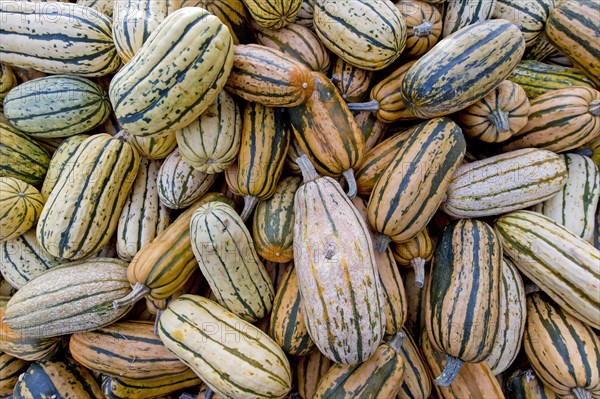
413;20;434;36
297;154;321;183
487;109;511;135
205;388;214;399
435;355;464;387
572;388;592;399
574;148;594;157
346;99;380;112
342;169;357;198
154;309;162;336
240;196;258;221
589;100;600;116
387;331;406;352
410;258;426;288
375;233;392;252
113;283;149;309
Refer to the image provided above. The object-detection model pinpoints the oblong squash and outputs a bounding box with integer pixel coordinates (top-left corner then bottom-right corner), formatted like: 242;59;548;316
493;0;554;46
0;177;44;243
40;134;89;200
295;349;332;399
182;0;256;44
441;0;497;38
101;370;202;399
0;122;50;186
397;329;432;399
0;352;28;397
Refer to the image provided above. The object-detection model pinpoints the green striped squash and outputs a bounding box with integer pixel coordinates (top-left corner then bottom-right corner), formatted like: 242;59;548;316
0;2;121;76
441;148;568;218
0;177;44;243
525;32;559;61
243;0;302;29
70;320;189;380
117;157;170;261
293;156;385;364
486;258;526;375
495;210;600;329
508;60;594;99
182;0;255;44
102;370;202;399
425;219;502;387
77;0;113;16
314;0;406;70
3;75;111;138
331;58;373;103
532;153;600;242
506;369;562;399
158;149;217;210
269;264;314;356
40;134;89;200
0;63;16;104
397;0;442;58
124;130;177;160
442;0;496;37
313;334;406;398
189;201;274;323
367;118;465;250
252;176;301;263
402;19;525;118
237;102;290;220
13;357;102;399
158;295;292;399
493;0;554;46
353;111;388;153
397;329;432;399
391;227;433;288
112;0;181;63
37;134;139;260
109;7;233;137
524;292;600;398
176;90;241;174
3;258;134;338
0;122;50;185
295;349;332;399
545;0;600;86
0;228;59;289
0;352;28;397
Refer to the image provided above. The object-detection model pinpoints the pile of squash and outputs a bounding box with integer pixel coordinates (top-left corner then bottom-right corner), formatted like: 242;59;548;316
0;0;599;398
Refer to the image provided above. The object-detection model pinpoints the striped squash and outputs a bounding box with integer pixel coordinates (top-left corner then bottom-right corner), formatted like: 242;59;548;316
0;63;16;103
13;357;102;399
486;258;526;375
158;149;217;210
284;137;303;176
456;80;530;143
425;219;502;386
581;138;600;169
0;352;28;397
252;176;301;263
77;0;113;15
37;134;139;260
354;111;388;153
502;86;600;153
3;258;134;338
295;349;332;399
493;0;554;46
3;75;111;138
288;72;364;197
0;228;58;289
117;157;170;261
176;90;241;174
403;266;429;339
40;134;89;200
254;22;331;73
545;0;600;86
330;58;373;103
313;334;406;398
293;156;385;364
506;369;562;399
314;0;406;70
532;153;600;242
189;201;274;322
224;162;242;196
0;2;120;76
109;7;233;137
525;33;559;61
420;330;506;399
396;0;442;58
391;227;433;288
441;149;568;218
102;370;201;399
367;118;465;250
508;60;594;99
441;0;497;37
0;178;44;243
242;0;302;29
295;0;315;29
402;19;525;119
397;329;432;399
158;295;292;399
495;210;600;329
268;264;314;356
225;44;314;107
0;310;60;362
124;131;177;161
182;0;255;44
0;122;50;185
112;0;181;63
524;292;600;398
70;320;189;380
115;193;233;308
237;102;290;220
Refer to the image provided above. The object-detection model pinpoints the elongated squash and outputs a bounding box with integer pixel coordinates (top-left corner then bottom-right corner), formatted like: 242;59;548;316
397;329;432;399
124;130;178;161
0;352;28;397
242;0;302;29
295;349;332;399
493;0;554;46
495;210;600;329
0;177;44;243
442;0;497;37
0;122;50;185
331;58;373;103
182;0;255;44
391;228;433;288
158;295;292;399
354;111;388;153
102;369;202;399
403;266;429;340
506;368;562;399
0;308;60;361
293;156;385;364
396;0;442;58
40;134;89;200
109;7;233;137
